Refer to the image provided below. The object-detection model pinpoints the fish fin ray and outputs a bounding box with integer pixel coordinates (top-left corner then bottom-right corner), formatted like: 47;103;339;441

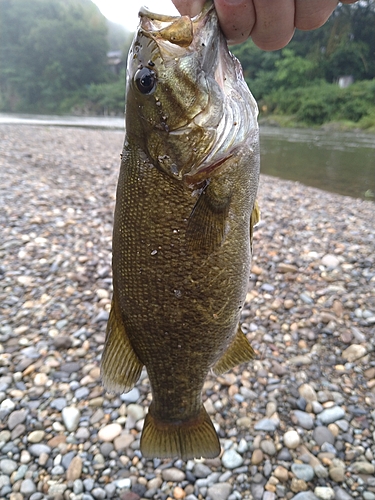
186;185;230;254
141;405;220;460
213;324;255;375
100;296;143;393
250;200;260;250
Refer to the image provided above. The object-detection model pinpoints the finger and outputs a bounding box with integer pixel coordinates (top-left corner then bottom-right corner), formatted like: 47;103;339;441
171;0;205;17
251;0;295;51
213;0;256;45
295;0;338;31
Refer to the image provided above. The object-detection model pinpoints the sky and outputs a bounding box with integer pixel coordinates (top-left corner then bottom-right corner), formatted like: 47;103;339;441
92;0;179;32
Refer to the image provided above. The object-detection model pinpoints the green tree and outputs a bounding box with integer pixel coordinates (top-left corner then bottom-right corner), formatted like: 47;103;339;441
0;0;109;111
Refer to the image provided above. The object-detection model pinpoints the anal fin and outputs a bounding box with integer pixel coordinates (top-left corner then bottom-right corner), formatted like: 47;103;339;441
213;325;255;375
140;404;220;460
100;295;143;394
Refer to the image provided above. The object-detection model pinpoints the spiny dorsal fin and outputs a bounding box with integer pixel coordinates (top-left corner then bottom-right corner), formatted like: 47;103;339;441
100;296;143;393
186;184;230;255
140;404;220;460
212;324;255;375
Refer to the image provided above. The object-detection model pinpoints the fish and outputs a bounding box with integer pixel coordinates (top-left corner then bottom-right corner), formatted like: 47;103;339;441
100;1;260;460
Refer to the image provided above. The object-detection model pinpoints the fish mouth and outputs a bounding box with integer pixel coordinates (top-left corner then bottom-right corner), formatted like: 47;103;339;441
139;3;217;55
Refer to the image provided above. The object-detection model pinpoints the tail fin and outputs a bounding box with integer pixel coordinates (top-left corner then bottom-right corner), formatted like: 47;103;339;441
140;405;220;460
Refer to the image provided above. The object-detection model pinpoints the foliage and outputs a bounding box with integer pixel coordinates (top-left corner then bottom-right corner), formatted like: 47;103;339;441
231;0;375;128
0;0;109;112
265;80;375;125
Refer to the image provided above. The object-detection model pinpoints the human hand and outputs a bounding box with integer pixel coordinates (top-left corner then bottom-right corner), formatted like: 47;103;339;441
172;0;359;50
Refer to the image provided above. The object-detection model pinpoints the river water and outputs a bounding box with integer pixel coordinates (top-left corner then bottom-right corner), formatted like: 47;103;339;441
1;113;374;201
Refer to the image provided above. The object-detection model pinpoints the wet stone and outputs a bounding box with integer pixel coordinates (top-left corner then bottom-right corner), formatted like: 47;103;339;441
221;449;244;469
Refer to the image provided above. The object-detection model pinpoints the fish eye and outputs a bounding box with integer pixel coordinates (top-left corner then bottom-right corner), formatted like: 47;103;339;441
135;67;157;95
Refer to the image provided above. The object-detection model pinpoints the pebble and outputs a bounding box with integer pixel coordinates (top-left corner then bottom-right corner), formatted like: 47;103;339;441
260;440;277;456
27;430;45;443
207;482;232;500
221;449;244;469
98;423;122;441
284;430;301;449
7;409;27;430
313;426;335;446
319;407;345;424
0;459;18;474
62;406;81;431
162;468;186;482
291;464;315;481
254;418;278;431
20;478;37;495
314;487;335;500
292;410;314;429
1;125;375;500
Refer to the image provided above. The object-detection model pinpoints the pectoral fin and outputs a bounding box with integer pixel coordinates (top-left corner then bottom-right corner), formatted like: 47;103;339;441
100;295;143;393
186;184;230;254
213;325;255;375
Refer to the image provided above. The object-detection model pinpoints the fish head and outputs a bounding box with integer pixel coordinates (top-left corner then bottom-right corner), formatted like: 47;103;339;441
126;2;258;185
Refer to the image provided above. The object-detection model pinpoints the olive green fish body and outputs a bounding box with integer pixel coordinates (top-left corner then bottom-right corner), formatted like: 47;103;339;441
101;2;260;460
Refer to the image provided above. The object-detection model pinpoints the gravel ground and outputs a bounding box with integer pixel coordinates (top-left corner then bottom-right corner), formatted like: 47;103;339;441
0;124;374;500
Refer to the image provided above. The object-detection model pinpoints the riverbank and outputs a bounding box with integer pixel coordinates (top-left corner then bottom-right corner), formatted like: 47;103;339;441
1;125;374;500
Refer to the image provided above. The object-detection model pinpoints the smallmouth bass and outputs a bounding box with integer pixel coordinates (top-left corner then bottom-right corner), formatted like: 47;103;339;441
101;2;260;460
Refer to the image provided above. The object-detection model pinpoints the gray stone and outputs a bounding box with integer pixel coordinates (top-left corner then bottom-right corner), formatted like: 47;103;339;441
292;410;314;430
29;494;44;500
48;484;67;496
0;459;18;475
29;444;51;457
314;464;329;478
254;418;278;431
51;465;65;475
75;387;89;400
161;468;186;482
83;478;95;492
221;449;244;469
7;409;27;430
62;406;81;431
207;482;232;500
92;487;106;500
333;487;354;500
291;493;319;500
104;483;116;498
319;407;345;424
260;440;276;456
313;426;335;446
50;398;67;411
73;479;84;495
351;462;375;475
20;478;36;496
0;475;10;487
363;493;375;500
193;463;212;478
120;387;140;403
13;464;28;482
291;463;315;481
263;493;276;500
